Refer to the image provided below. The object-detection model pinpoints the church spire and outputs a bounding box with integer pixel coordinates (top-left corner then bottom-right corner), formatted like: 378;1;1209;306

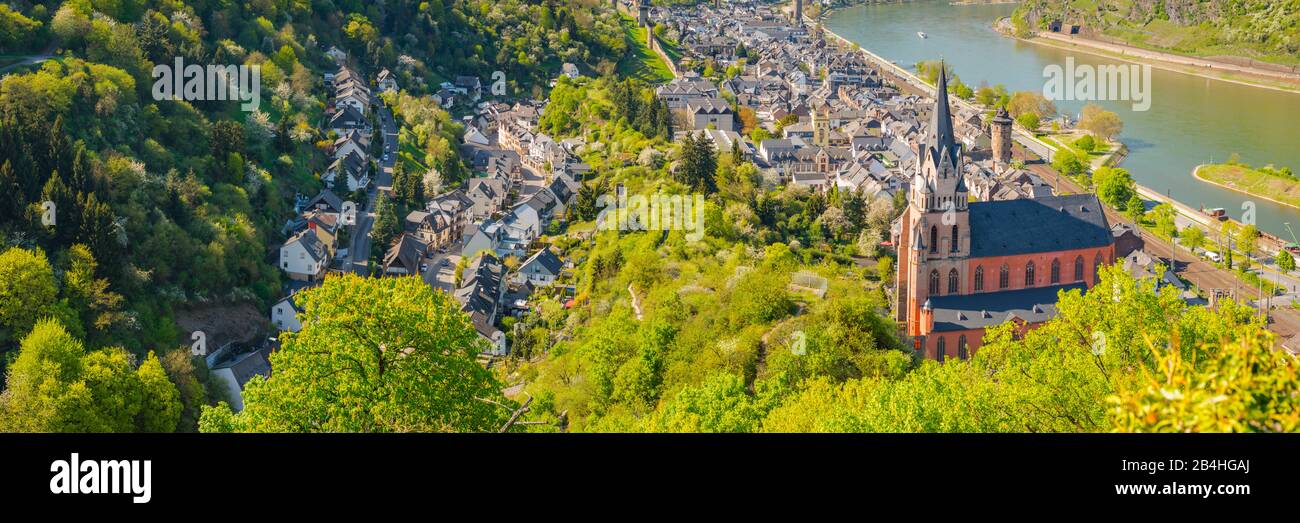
929;62;960;168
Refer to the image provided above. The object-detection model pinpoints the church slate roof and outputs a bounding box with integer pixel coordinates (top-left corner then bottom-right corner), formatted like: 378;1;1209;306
928;282;1087;332
967;194;1113;258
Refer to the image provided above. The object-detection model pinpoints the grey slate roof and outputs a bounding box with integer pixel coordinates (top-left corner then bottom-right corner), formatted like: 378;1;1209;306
329;104;367;130
307;189;344;213
928;282;1087;332
383;233;427;273
967;194;1113;258
213;350;272;388
456;253;504;319
286;229;329;264
520;248;563;276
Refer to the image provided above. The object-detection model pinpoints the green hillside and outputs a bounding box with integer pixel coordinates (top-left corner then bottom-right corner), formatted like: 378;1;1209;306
1013;0;1300;66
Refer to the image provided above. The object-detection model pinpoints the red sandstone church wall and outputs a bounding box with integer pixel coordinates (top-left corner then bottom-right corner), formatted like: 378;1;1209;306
962;244;1117;294
924;317;1055;360
912;244;1116;360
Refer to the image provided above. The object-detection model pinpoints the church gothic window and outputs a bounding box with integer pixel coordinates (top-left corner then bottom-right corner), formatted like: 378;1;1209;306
929;226;938;253
957;335;968;360
929;270;940;295
1074;256;1084;281
948;269;959;294
1050;259;1060;284
974;266;983;291
1094;253;1104;284
950;225;959;253
1025;261;1035;287
936;336;946;362
999;264;1009;289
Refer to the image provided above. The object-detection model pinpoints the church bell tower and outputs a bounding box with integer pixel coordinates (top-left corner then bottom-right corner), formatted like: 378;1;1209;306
900;63;970;336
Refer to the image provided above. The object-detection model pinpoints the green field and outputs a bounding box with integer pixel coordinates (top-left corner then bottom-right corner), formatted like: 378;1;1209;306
616;14;674;84
1195;163;1300;209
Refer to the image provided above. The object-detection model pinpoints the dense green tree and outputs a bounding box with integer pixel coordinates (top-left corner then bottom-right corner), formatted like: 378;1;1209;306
0;319;182;432
60;244;124;343
1051;149;1086;177
1124;193;1145;222
1079;103;1123;140
0;247;59;343
0;161;22;223
644;373;784;433
1150;203;1177;238
1276;249;1295;272
372;194;401;259
1092;166;1136;209
1180;225;1206;253
1015;112;1040;131
1238;224;1260;257
675;133;718;194
199;275;510;432
1110;330;1297;432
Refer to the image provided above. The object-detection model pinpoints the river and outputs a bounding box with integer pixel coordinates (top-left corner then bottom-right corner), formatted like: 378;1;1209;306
826;0;1300;239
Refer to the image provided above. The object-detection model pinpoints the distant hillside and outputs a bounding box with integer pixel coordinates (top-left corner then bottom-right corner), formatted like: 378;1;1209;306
1012;0;1300;66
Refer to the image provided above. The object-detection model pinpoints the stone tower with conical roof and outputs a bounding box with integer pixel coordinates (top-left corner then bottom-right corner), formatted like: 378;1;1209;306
990;105;1013;167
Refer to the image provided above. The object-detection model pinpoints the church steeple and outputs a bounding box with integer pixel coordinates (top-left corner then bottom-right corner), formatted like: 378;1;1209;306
927;63;960;170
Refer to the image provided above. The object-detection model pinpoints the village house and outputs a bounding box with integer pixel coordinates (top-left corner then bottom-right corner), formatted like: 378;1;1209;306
382;233;429;276
325;46;347;63
455;76;483;101
377;68;398;92
686;98;735;131
280;227;331;282
324;150;369;193
455;253;508;355
466;177;510;220
328;104;369;137
333;130;369;160
209;348;272;412
515;248;564;286
461;219;503;259
271;295;303;333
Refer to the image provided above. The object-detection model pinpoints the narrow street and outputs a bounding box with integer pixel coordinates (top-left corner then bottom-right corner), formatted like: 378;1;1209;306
348;101;398;274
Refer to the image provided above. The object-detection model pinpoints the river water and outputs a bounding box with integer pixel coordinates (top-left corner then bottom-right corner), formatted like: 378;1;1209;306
826;0;1300;238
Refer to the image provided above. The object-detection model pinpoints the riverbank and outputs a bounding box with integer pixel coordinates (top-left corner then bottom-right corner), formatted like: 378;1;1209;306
1194;164;1300;211
997;20;1300;95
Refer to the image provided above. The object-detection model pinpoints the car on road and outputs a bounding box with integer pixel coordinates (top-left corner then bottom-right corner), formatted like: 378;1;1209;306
420;263;429;273
440;259;449;266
